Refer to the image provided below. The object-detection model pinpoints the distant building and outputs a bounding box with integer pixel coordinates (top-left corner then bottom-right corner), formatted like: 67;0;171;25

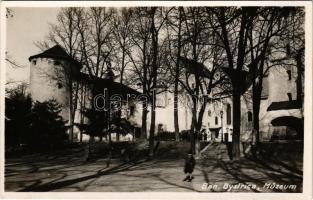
152;56;304;142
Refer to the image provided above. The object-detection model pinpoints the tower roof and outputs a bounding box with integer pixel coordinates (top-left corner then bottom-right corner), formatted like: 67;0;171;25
29;45;82;69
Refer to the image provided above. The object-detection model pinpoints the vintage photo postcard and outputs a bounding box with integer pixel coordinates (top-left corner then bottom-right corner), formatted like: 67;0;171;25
0;1;312;200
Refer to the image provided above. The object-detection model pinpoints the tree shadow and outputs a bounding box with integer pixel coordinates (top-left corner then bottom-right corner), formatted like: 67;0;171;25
217;158;302;192
18;159;148;191
225;142;233;160
247;156;303;180
150;174;199;192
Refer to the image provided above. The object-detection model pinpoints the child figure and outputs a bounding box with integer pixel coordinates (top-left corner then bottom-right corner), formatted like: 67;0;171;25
183;153;196;182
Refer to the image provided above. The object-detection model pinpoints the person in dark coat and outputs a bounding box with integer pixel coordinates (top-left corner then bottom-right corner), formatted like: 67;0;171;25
183;153;196;182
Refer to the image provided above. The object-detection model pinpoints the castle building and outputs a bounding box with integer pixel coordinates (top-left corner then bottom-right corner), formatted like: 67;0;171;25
29;45;141;142
29;45;304;143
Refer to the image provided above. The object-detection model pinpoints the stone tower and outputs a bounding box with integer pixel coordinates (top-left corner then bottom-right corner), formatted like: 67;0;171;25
29;45;81;120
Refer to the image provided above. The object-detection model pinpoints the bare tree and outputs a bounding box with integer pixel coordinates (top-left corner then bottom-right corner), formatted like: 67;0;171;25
164;7;184;141
125;7;169;156
166;7;229;156
126;7;153;140
6;8;26;83
205;7;305;159
112;8;133;84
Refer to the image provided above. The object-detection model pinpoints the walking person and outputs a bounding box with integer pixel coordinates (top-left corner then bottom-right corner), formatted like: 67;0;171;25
183;153;196;182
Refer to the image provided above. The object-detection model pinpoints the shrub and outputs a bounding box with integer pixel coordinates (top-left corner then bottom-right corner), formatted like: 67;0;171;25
5;84;68;151
28;99;68;149
180;130;191;141
157;131;176;141
5;84;32;147
81;108;108;138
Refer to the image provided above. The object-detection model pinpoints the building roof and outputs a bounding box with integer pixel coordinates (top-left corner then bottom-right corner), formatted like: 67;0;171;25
267;100;302;111
29;45;82;69
79;73;141;97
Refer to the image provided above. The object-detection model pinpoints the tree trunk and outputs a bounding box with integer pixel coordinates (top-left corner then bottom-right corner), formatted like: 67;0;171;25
194;96;208;156
79;83;86;143
69;80;74;142
141;101;148;139
252;80;262;145
190;123;195;155
174;8;182;142
296;49;304;103
194;126;201;157
174;91;180;141
232;88;241;159
79;111;84;143
120;45;126;84
174;74;179;141
252;47;266;146
190;97;197;155
149;102;156;157
141;35;148;140
253;96;260;144
87;83;97;161
149;9;158;158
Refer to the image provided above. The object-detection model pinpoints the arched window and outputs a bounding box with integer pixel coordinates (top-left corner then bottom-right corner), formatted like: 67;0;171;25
226;104;231;125
287;70;292;80
248;111;253;122
215;116;218;125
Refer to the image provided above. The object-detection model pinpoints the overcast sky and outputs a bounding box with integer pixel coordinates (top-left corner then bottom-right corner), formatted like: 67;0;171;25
6;7;59;85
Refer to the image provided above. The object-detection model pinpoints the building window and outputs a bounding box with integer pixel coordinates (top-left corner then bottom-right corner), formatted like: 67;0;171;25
208;110;211;117
287;70;292;80
287;93;292;101
57;83;63;89
248;111;252;122
215;116;218;125
157;124;164;133
129;106;135;116
32;60;37;65
226;104;231;125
